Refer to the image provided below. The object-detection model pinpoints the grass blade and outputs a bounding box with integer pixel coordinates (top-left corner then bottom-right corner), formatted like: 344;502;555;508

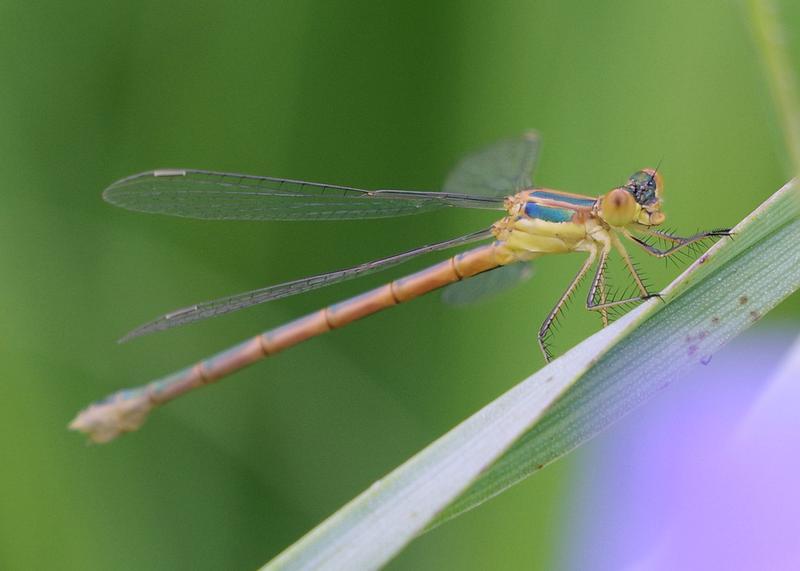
263;180;800;571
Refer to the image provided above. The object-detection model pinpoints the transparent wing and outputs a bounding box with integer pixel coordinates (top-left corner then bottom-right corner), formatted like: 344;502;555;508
121;227;494;341
103;169;505;221
443;131;541;198
441;262;534;306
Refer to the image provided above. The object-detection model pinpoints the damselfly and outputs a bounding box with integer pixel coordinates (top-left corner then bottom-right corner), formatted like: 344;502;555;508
71;132;729;442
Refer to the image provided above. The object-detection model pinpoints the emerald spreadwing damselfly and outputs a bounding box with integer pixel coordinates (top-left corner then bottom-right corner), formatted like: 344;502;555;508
71;132;729;442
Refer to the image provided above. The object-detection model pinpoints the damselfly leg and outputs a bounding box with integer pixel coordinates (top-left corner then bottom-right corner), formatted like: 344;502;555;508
627;227;732;258
538;249;598;362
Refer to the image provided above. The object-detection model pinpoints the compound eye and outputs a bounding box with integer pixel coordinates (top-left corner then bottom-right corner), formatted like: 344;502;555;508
626;169;661;205
600;187;637;226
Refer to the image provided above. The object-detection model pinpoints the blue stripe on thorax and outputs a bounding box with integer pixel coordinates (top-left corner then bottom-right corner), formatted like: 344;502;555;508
530;190;596;208
524;202;574;223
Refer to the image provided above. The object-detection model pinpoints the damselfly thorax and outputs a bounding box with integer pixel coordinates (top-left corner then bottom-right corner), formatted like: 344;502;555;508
494;189;598;258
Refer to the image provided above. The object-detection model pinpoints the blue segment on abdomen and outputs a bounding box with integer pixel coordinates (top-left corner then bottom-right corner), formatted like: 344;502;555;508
531;190;596;208
525;202;574;222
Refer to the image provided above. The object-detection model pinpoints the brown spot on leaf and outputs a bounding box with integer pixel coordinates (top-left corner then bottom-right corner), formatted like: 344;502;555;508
750;310;761;321
739;295;749;305
711;316;720;325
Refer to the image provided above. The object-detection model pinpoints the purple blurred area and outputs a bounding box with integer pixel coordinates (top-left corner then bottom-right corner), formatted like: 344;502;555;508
562;328;800;570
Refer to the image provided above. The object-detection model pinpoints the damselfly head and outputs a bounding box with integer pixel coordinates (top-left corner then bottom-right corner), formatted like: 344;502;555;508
627;168;665;226
599;168;665;227
626;168;662;206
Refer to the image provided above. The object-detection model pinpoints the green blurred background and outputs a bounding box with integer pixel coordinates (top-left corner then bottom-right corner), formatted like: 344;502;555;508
2;1;798;569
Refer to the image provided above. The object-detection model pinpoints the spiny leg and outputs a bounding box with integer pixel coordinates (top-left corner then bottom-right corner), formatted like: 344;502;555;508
586;247;610;327
610;232;650;298
625;227;731;258
643;226;731;244
538;249;596;362
585;244;656;315
597;257;609;327
585;233;660;319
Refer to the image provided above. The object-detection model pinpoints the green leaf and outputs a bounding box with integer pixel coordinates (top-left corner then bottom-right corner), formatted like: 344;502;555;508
262;179;800;571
